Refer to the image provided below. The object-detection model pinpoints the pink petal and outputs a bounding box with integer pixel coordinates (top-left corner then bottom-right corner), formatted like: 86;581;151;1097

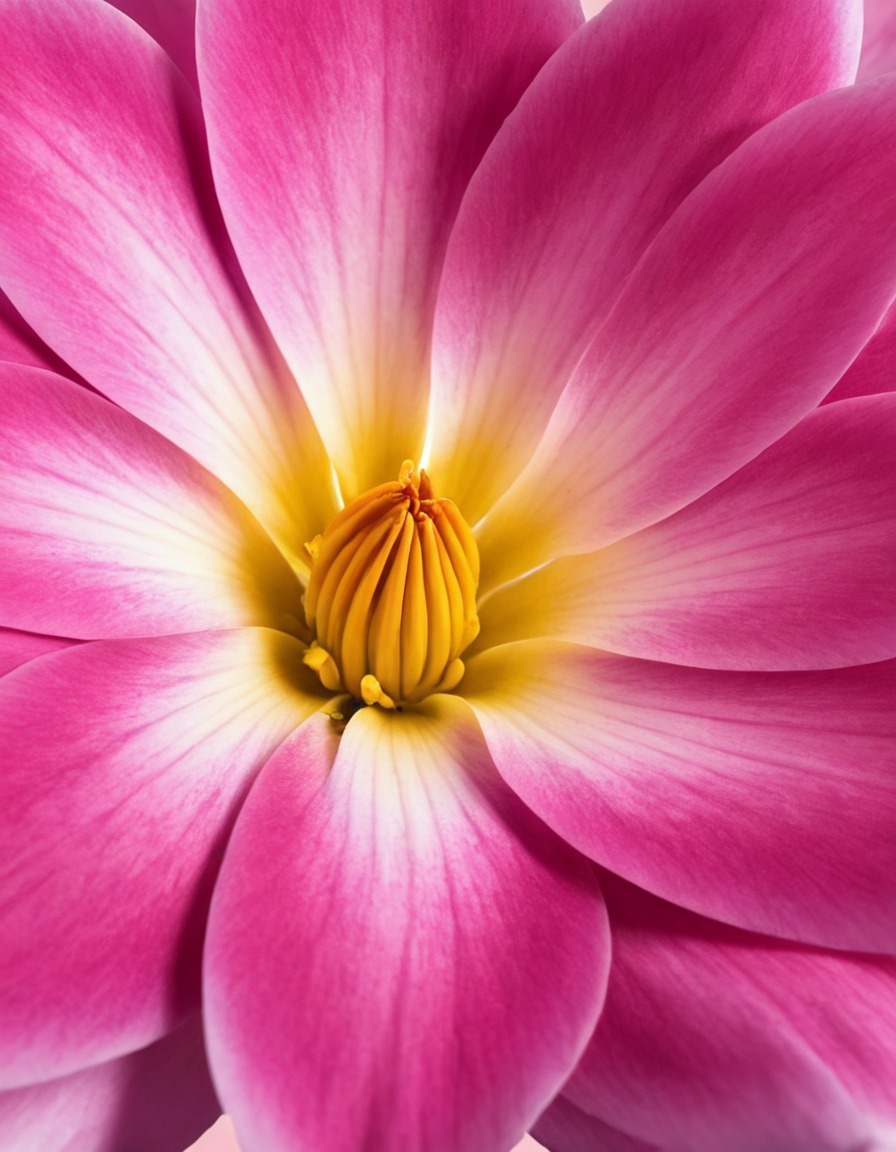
429;0;861;522
533;1096;660;1152
0;1016;219;1152
825;301;896;403
0;628;318;1087
0;629;74;678
0;365;299;639
480;395;896;670
0;288;68;374
197;0;580;500
0;0;335;551
463;641;896;951
106;0;198;89
564;875;896;1152
858;0;896;79
205;698;609;1152
476;76;896;587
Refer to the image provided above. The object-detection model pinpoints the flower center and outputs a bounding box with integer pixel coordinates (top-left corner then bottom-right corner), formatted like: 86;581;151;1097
302;461;480;709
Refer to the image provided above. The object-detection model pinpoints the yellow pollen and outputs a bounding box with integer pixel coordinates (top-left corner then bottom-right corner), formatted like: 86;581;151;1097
302;461;480;708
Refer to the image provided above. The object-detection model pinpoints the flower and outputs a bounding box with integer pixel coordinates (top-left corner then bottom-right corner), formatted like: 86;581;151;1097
1;0;896;1149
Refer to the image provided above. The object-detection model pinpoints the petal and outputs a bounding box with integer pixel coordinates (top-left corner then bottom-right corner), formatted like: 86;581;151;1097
824;301;896;403
429;0;861;523
858;0;896;80
0;629;74;678
205;698;609;1152
533;1096;660;1152
564;875;896;1152
0;0;335;552
0;288;68;374
197;0;580;500
462;641;896;951
0;366;300;639
0;1016;219;1152
479;396;896;671
106;0;198;89
0;628;318;1087
476;76;896;588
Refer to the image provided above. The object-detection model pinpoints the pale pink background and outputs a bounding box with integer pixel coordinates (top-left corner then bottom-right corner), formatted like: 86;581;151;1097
183;3;607;1150
187;1117;547;1151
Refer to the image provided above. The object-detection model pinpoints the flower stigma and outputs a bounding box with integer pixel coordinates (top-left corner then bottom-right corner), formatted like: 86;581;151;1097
302;460;480;709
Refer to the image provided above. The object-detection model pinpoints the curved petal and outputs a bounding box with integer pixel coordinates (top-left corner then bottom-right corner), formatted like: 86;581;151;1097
0;628;318;1088
205;698;609;1152
106;0;198;89
479;396;896;670
429;0;860;522
533;1096;660;1152
476;76;896;588
825;301;896;403
0;1016;219;1152
858;0;896;80
197;0;580;500
0;629;74;678
0;288;70;374
463;640;896;952
0;366;299;639
0;0;335;552
564;876;896;1152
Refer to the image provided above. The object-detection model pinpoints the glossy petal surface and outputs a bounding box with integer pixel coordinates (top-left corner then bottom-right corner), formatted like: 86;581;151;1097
0;629;316;1086
206;699;609;1152
477;77;896;586
0;366;298;639
198;0;580;498
464;641;896;951
565;877;896;1152
429;0;860;521
0;1017;219;1152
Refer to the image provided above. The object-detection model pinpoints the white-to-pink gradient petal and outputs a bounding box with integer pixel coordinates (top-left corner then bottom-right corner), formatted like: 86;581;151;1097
0;1017;219;1152
0;629;318;1087
0;0;335;552
533;1095;660;1152
476;76;896;587
428;0;860;522
0;366;300;639
858;0;896;79
0;629;73;678
197;0;580;501
563;876;896;1152
479;396;896;670
205;700;609;1152
463;641;896;952
825;302;896;403
106;0;198;88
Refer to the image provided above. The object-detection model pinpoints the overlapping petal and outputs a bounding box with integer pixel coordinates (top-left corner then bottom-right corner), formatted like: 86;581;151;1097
0;629;318;1086
205;698;608;1152
562;877;896;1152
476;76;896;587
463;641;896;951
197;0;580;500
858;0;896;79
0;0;335;553
428;0;861;522
0;366;299;639
478;396;896;670
0;629;73;678
533;1096;660;1152
825;301;896;403
107;0;198;89
0;1017;219;1152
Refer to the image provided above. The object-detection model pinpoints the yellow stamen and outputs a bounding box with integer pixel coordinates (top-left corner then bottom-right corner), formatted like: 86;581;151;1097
302;461;480;707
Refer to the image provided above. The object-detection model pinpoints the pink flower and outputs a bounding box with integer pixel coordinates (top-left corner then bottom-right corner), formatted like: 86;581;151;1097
1;0;896;1149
